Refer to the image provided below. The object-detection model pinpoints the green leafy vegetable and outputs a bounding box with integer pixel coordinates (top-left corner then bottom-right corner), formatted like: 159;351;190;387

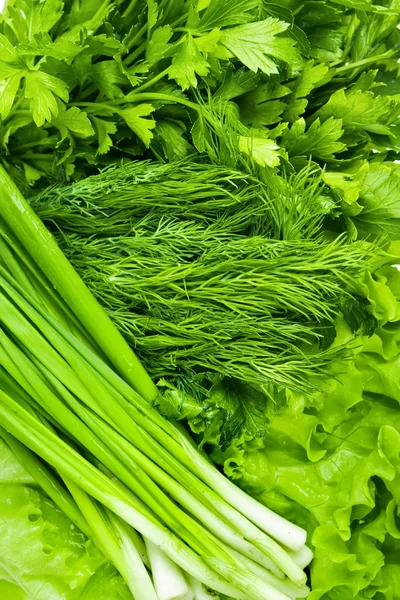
0;165;311;600
0;2;399;599
206;267;400;600
0;580;29;600
218;19;301;75
169;34;210;90
0;0;398;193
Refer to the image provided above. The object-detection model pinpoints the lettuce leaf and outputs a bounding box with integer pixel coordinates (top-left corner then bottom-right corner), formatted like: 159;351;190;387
0;579;30;600
0;439;132;600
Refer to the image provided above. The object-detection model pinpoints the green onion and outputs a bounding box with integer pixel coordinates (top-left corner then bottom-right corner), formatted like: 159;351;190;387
0;167;156;401
0;392;253;599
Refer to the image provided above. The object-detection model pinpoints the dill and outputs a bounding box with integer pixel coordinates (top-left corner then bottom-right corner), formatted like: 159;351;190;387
31;161;377;396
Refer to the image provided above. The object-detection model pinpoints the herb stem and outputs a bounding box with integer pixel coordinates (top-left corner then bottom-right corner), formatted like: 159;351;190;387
79;83;97;101
71;93;200;114
4;95;27;123
16;137;60;152
132;67;171;93
124;41;147;66
18;153;55;160
125;23;147;52
69;102;115;114
121;92;200;111
170;14;188;28
122;0;139;19
335;50;396;74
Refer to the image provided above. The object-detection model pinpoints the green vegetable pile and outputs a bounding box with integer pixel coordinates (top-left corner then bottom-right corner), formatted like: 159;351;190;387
0;437;131;600
237;275;400;600
0;0;400;599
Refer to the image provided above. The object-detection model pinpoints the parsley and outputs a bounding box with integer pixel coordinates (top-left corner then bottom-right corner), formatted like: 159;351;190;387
219;19;301;75
0;0;398;199
169;33;210;90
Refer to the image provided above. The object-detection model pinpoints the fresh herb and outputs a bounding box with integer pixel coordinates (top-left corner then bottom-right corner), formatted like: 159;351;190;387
0;2;399;599
0;0;399;194
0;0;301;190
30;160;380;397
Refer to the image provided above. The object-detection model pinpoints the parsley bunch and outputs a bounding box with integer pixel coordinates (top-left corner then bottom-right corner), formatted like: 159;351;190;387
1;0;399;194
0;0;300;189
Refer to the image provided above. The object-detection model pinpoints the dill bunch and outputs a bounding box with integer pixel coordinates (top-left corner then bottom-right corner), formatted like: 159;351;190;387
31;161;378;396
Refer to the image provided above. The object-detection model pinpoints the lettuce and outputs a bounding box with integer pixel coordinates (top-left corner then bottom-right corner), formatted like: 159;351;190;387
0;439;132;600
0;580;29;600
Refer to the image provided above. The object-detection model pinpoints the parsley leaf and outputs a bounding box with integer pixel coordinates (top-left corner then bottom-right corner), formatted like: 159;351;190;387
169;33;210;90
1;0;399;193
0;33;20;61
313;87;396;135
146;0;159;32
352;163;400;240
92;117;117;155
89;60;129;100
308;28;344;62
219;18;301;74
51;105;94;142
284;61;329;122
0;73;23;120
239;81;291;127
24;71;69;126
330;0;400;13
155;120;192;160
7;0;63;42
198;0;258;30
238;135;281;166
199;378;267;451
18;32;82;62
118;104;156;147
146;25;173;67
282;117;346;160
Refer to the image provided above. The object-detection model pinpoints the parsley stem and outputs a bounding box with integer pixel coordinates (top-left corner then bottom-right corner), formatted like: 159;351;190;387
133;67;171;93
69;102;115;114
122;0;139;19
79;83;97;101
125;23;147;52
18;152;54;162
170;14;188;28
119;93;200;111
4;95;26;123
16;137;59;152
157;0;171;13
71;94;200;113
335;50;396;74
124;41;147;66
